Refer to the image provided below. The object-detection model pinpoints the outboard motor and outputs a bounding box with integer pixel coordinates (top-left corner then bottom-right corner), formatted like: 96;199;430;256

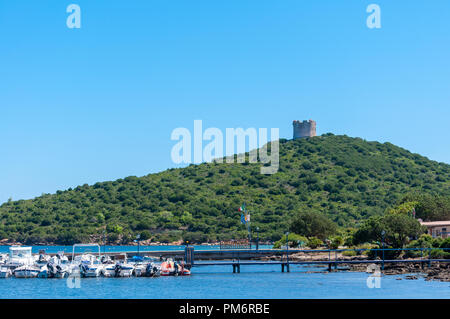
47;262;56;278
114;263;121;277
80;263;88;276
101;255;109;264
145;263;153;277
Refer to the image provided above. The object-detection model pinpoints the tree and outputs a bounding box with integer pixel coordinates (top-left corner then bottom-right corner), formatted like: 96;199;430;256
388;201;419;216
353;214;425;248
289;211;336;240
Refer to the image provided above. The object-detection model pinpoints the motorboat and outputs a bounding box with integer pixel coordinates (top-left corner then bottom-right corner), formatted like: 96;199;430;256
101;263;117;277
0;253;8;264
6;246;34;268
79;254;105;277
0;266;12;278
129;256;146;277
40;255;71;278
100;255;117;277
71;244;104;278
145;262;161;277
112;254;134;277
14;265;41;278
133;263;147;277
56;252;69;263
34;250;51;267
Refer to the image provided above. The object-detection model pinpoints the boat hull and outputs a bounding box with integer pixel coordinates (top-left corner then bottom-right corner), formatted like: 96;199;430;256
0;269;11;278
15;269;40;278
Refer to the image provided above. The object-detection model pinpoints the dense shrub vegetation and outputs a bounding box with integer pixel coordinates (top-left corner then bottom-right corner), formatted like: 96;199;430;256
0;134;449;244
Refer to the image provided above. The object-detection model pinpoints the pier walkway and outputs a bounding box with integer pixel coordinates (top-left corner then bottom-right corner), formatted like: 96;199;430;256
183;246;450;273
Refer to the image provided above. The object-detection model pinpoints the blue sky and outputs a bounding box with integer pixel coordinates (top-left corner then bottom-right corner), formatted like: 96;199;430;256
0;1;449;204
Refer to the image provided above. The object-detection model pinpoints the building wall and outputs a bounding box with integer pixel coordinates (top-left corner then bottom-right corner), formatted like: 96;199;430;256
293;120;316;139
426;226;450;238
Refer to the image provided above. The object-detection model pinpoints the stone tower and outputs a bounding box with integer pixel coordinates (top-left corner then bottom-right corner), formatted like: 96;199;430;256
293;120;316;139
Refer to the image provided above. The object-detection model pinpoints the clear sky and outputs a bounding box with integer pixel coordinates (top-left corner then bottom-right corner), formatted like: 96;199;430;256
0;1;449;204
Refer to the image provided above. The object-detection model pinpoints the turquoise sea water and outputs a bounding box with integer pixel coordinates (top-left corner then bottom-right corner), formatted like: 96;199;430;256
0;264;449;299
0;246;449;299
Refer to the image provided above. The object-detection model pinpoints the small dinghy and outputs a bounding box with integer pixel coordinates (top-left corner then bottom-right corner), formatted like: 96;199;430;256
178;262;191;276
160;259;176;276
160;259;190;276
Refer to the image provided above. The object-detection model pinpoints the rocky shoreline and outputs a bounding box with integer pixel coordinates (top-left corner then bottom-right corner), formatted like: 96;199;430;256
348;261;450;282
261;251;450;283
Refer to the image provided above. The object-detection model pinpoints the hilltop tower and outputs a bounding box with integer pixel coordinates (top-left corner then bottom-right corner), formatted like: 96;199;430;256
293;119;316;139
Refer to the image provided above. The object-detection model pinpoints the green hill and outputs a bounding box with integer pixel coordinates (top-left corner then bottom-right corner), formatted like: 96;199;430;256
1;134;449;245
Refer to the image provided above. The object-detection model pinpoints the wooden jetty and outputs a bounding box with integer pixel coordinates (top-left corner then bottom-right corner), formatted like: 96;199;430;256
183;246;450;273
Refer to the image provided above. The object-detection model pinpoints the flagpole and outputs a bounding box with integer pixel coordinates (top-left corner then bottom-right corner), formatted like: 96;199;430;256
246;207;251;249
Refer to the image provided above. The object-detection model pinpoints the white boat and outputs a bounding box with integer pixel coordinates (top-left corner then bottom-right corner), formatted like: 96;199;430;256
52;253;71;278
57;252;69;263
0;253;8;264
38;264;49;278
14;265;41;278
112;253;134;277
101;263;117;277
6;246;34;268
71;244;104;278
39;255;71;278
34;251;51;267
79;254;105;277
133;263;147;277
145;262;161;277
129;256;146;277
115;262;134;277
0;266;12;278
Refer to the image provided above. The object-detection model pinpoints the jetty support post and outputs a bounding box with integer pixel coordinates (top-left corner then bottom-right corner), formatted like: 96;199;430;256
428;247;432;267
334;250;337;270
421;248;424;270
232;262;240;273
281;263;290;273
184;245;194;268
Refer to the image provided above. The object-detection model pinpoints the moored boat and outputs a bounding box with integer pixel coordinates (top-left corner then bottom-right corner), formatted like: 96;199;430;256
6;246;34;269
0;266;12;278
14;265;41;278
160;259;190;276
71;244;104;278
160;258;177;276
145;262;161;277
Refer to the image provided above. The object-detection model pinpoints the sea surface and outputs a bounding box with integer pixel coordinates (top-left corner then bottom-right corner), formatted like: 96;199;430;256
0;246;449;299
